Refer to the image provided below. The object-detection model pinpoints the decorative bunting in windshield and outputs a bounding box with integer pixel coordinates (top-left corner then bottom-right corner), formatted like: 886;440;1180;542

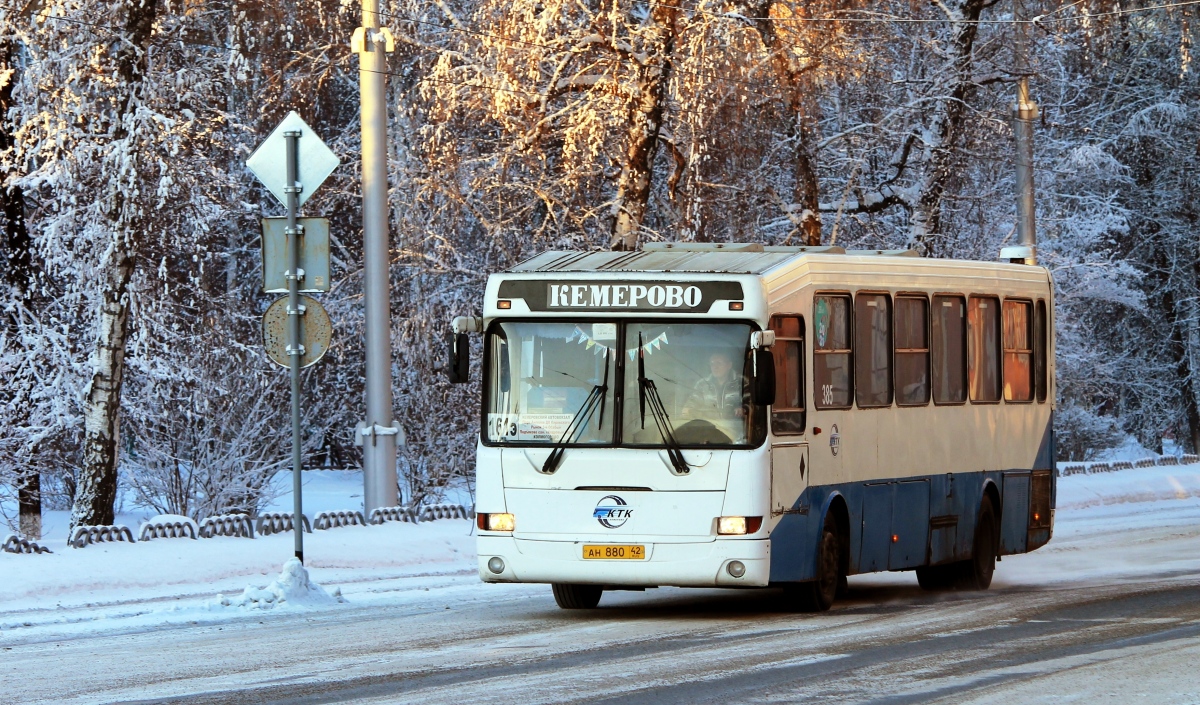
567;326;614;356
626;332;668;360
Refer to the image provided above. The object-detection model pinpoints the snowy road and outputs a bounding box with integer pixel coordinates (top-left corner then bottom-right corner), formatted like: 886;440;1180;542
4;502;1200;704
4;571;1199;704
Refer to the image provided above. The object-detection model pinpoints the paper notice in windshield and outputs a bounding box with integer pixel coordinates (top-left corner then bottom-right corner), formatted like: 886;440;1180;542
592;323;617;341
516;413;575;441
488;413;576;442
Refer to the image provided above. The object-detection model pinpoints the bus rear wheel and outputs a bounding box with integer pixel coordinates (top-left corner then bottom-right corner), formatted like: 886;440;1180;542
956;496;998;590
552;583;603;609
915;564;957;591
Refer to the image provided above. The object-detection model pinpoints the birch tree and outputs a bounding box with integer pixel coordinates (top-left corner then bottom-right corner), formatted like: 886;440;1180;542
11;0;257;528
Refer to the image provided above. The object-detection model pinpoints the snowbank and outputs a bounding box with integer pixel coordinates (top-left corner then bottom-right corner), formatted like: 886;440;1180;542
214;558;344;610
1056;462;1200;511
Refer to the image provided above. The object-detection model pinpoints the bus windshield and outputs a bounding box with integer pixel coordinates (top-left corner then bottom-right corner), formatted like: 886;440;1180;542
484;321;764;447
486;322;618;444
623;322;763;447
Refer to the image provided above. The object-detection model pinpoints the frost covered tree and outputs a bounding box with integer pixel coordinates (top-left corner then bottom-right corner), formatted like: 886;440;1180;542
6;0;287;529
1071;8;1200;452
8;0;1200;527
9;0;175;531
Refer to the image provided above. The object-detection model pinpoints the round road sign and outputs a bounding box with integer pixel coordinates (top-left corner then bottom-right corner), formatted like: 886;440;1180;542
262;295;333;369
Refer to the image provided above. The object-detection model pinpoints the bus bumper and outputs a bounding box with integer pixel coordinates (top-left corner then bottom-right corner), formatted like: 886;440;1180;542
476;536;770;588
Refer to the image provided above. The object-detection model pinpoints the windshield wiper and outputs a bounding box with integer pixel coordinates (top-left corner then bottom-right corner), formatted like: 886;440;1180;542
637;334;689;474
542;349;610;474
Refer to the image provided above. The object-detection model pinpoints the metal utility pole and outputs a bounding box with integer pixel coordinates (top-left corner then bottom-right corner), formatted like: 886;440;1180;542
355;2;399;515
1013;0;1039;265
284;129;306;563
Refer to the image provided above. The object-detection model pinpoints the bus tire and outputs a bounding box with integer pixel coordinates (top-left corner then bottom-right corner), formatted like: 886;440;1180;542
956;495;998;590
915;564;956;591
551;583;603;609
788;523;841;612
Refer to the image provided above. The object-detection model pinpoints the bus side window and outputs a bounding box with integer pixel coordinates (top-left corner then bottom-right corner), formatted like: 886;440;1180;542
1003;300;1034;402
814;294;852;408
968;296;1002;402
1035;300;1048;402
895;296;930;406
770;315;805;434
932;295;966;404
855;293;893;407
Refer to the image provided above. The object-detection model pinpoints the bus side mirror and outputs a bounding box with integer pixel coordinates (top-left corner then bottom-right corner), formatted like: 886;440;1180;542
752;348;775;406
749;331;776;406
448;332;470;384
448;315;482;384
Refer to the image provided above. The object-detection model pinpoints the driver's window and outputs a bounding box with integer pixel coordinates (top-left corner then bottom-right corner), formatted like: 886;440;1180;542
622;323;760;446
770;315;805;434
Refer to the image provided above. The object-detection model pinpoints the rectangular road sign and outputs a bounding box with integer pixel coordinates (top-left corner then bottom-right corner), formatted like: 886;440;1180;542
261;217;331;293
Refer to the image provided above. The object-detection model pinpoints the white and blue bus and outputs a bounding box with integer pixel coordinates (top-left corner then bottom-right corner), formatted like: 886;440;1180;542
450;243;1055;610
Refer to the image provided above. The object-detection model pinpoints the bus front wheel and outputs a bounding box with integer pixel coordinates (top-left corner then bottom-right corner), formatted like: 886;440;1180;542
956;495;998;590
787;521;842;612
552;583;603;609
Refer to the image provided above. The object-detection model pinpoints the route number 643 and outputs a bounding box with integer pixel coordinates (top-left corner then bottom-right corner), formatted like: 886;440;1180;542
488;415;518;440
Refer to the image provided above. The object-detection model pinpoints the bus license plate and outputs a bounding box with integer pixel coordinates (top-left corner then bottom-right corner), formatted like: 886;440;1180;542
582;544;645;560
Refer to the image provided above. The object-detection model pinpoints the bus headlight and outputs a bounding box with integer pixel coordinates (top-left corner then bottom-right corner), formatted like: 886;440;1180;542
717;516;763;535
478;513;515;532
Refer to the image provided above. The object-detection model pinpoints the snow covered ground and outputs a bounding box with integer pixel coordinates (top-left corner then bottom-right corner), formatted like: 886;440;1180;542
0;470;479;641
2;463;1199;645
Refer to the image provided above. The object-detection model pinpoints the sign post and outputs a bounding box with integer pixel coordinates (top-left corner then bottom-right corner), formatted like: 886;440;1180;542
248;112;339;564
284;129;305;563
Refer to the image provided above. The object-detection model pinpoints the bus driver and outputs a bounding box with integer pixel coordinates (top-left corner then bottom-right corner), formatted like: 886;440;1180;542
681;349;747;421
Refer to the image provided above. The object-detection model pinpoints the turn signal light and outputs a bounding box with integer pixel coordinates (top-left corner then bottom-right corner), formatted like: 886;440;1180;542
717;516;763;535
892;534;899;543
729;301;745;311
478;513;515;532
497;299;512;309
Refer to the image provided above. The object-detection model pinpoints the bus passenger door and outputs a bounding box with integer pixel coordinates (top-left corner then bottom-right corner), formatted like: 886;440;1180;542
770;442;809;519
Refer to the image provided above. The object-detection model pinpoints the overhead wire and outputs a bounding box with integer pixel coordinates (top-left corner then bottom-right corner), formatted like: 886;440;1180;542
371;0;1200;99
28;0;1200;124
374;7;785;99
29;10;744;123
31;10;786;117
32;8;782;102
36;0;1200;99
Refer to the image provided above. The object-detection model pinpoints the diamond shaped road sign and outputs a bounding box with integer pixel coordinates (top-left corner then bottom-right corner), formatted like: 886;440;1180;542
246;111;340;209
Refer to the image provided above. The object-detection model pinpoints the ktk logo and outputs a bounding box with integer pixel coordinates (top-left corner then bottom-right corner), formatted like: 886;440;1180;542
593;495;633;529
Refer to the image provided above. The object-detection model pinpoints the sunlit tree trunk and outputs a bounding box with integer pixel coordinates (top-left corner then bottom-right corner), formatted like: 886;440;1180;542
609;3;679;251
744;1;822;246
909;0;988;257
